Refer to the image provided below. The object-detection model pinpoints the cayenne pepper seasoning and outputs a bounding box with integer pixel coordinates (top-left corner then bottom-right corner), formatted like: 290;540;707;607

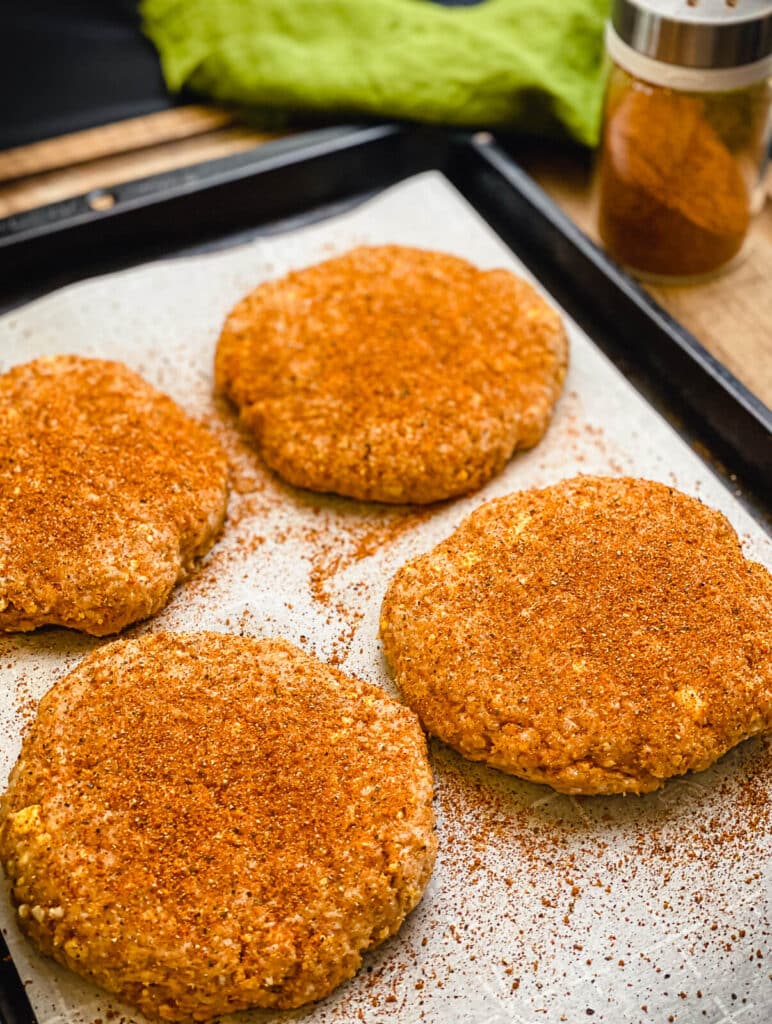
596;0;772;280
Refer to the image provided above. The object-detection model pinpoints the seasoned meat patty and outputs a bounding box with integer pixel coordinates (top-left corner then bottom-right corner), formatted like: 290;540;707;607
380;476;771;794
215;245;567;503
0;355;229;635
0;632;437;1021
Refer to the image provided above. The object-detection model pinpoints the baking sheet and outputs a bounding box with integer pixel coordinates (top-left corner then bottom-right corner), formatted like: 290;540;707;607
0;172;770;1024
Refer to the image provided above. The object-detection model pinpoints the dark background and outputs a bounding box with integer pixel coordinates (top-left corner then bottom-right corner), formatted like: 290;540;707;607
1;0;484;150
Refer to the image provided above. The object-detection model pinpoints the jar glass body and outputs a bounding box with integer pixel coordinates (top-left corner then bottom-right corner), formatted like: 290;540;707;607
596;63;771;281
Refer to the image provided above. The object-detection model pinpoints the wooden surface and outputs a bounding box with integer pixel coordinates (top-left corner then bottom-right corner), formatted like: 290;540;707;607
1;105;770;409
0;107;277;217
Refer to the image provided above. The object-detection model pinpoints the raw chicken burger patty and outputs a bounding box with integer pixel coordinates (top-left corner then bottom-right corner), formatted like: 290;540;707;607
0;632;437;1021
380;476;771;795
215;245;568;503
0;355;229;635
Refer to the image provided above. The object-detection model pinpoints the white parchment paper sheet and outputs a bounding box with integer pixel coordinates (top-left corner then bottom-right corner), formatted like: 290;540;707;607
1;173;770;1024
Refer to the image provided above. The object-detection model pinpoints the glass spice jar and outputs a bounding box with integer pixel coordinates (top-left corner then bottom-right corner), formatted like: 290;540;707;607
596;0;772;281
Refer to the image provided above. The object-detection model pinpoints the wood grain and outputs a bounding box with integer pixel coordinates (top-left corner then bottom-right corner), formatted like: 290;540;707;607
1;107;769;408
0;106;239;183
0;126;275;217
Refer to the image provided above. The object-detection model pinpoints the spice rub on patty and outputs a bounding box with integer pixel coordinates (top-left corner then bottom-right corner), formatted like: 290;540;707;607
0;355;229;636
215;245;568;504
0;633;437;1021
380;476;772;795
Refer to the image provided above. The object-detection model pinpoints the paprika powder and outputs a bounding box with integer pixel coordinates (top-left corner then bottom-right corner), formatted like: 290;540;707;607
597;0;772;281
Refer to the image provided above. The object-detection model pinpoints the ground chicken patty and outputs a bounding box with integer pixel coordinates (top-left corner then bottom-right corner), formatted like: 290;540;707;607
380;476;772;795
215;245;567;503
0;355;229;635
0;632;437;1021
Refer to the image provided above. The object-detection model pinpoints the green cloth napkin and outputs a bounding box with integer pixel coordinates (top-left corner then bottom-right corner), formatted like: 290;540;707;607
141;0;609;146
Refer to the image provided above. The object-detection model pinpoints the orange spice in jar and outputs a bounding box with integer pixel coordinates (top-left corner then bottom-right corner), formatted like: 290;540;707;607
596;0;772;281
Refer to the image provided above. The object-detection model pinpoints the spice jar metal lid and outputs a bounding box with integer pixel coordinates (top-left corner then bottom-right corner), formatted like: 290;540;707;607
608;0;772;89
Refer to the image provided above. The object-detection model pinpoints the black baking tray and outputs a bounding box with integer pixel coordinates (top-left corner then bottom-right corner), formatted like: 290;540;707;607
0;122;770;1024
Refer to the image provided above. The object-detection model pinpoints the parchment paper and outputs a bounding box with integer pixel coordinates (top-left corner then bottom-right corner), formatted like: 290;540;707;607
1;172;770;1024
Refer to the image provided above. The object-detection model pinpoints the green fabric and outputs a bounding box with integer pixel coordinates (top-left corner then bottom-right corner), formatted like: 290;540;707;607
141;0;609;146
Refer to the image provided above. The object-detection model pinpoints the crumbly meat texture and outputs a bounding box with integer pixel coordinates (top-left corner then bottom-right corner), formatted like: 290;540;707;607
380;476;772;795
0;355;229;635
215;245;568;504
0;632;436;1021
